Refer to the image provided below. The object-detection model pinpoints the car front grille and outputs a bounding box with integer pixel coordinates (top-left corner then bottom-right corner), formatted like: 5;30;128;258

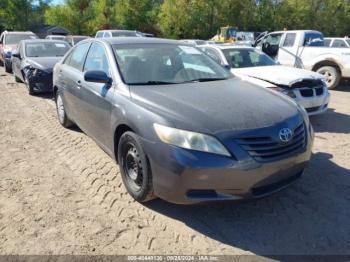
299;89;314;97
236;123;307;162
315;87;324;96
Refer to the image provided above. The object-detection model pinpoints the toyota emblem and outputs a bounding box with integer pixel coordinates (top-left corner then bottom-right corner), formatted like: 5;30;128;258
279;128;293;143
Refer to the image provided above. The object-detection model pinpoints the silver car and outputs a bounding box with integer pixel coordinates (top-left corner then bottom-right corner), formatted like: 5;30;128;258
199;45;331;116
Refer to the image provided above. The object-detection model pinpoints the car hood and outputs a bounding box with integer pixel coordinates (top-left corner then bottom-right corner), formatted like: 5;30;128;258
232;65;324;86
25;57;63;71
129;78;300;135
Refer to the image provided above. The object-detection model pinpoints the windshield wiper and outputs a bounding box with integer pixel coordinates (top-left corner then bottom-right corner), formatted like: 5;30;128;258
129;80;177;85
182;77;228;83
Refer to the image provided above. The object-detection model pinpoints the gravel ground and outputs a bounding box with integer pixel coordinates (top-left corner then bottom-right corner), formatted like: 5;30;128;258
0;66;349;256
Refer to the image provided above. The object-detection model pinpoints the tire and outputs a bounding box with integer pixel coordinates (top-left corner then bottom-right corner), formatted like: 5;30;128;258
24;77;34;95
13;70;22;83
55;90;74;128
316;66;340;90
4;62;12;73
118;131;155;202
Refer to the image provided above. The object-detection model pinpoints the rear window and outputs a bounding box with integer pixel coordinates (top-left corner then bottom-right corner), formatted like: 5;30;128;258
5;34;37;45
304;32;324;46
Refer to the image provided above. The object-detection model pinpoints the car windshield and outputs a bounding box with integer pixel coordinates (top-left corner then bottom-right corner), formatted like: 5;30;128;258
112;31;139;37
25;42;71;57
222;48;277;68
113;43;232;85
5;34;37;45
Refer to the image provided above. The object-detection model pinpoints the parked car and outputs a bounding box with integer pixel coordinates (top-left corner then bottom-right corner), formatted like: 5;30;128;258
12;39;70;95
53;37;313;204
64;35;90;46
95;30;143;38
45;35;66;41
0;31;38;73
199;45;330;116
254;30;350;89
324;37;350;48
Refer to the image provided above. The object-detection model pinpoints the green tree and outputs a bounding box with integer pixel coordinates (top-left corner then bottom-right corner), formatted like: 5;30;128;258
116;0;161;33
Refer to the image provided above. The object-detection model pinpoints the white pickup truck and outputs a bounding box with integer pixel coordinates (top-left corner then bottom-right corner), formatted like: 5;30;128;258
254;30;350;89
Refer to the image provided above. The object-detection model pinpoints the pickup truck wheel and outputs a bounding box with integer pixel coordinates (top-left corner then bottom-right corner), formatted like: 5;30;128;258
316;66;340;90
118;131;155;203
55;91;74;128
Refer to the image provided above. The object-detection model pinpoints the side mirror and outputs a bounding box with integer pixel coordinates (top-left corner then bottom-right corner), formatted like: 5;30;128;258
12;51;21;59
84;70;112;84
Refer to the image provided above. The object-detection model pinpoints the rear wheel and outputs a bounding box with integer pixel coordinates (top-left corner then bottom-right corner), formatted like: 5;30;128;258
4;62;12;73
55;90;74;128
316;66;340;90
118;131;155;202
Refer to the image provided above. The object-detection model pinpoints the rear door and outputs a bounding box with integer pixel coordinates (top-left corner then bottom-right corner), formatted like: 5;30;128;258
77;42;114;146
59;42;91;124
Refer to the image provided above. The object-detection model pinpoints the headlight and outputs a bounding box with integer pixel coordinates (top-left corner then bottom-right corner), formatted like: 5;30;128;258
153;123;231;157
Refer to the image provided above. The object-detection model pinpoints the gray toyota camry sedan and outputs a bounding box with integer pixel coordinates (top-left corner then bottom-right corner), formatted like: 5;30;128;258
53;37;314;204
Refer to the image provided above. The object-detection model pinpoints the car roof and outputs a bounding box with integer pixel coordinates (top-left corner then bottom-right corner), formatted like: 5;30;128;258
84;37;186;46
21;39;69;44
4;31;35;35
97;30;137;33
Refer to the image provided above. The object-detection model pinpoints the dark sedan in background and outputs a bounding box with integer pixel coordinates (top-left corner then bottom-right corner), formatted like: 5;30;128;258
53;37;313;204
12;39;71;95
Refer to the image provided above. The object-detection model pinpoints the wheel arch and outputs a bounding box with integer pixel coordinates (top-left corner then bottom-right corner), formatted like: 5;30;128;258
114;124;135;163
312;60;342;74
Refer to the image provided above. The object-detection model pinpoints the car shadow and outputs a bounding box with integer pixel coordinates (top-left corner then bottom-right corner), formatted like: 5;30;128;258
143;152;350;255
310;108;350;134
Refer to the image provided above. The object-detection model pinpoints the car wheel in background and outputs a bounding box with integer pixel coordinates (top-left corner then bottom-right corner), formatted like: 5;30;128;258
118;131;156;203
55;90;74;128
316;66;340;90
4;62;12;73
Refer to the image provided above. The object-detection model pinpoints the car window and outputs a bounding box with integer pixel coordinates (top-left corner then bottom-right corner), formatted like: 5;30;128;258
304;32;324;46
201;48;222;64
64;43;90;71
84;43;110;75
103;32;111;38
222;48;276;68
96;32;104;38
5;34;37;45
113;43;231;85
283;33;296;47
324;39;331;47
265;33;282;46
332;39;347;48
111;31;138;37
25;42;70;57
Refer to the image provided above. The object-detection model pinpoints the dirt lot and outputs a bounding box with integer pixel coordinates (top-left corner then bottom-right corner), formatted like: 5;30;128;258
0;66;349;256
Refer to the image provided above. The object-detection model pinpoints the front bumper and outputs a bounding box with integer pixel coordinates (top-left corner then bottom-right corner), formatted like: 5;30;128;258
143;123;313;204
24;69;53;93
293;88;331;116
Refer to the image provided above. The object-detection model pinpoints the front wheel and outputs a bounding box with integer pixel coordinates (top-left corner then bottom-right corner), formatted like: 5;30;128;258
118;131;155;202
316;66;340;90
55;90;74;128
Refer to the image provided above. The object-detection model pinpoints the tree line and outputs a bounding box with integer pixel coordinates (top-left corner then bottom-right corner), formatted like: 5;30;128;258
1;0;350;39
